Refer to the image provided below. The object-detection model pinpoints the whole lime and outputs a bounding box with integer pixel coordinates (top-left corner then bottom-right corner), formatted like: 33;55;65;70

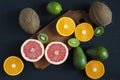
47;1;62;15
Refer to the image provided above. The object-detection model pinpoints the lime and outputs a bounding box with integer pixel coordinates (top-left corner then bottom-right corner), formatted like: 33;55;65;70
47;1;62;15
94;26;104;37
37;33;48;43
68;38;80;47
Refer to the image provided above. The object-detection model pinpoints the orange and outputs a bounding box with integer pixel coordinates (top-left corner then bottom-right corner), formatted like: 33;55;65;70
3;56;24;76
75;22;94;42
56;17;76;36
85;60;105;79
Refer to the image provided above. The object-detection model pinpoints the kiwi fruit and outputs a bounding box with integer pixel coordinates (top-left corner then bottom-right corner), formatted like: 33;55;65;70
19;8;40;34
89;1;112;26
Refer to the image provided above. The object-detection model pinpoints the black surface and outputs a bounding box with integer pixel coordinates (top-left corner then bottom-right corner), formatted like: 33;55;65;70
0;0;119;80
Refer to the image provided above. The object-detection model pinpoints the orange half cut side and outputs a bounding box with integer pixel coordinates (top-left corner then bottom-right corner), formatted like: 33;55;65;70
56;17;76;36
3;56;24;76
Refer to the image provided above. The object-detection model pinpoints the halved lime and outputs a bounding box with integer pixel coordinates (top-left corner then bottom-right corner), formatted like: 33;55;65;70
94;26;104;37
37;33;48;43
68;38;80;47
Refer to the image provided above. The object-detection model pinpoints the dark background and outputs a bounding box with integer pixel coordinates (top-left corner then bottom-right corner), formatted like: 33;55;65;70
0;0;119;80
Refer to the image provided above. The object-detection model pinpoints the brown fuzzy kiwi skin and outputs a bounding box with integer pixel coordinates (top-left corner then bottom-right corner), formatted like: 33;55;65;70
19;8;40;34
89;1;112;26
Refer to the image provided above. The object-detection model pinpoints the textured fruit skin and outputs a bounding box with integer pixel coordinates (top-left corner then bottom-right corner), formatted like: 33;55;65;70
86;46;109;61
73;47;87;70
19;8;40;34
47;1;62;15
89;1;112;26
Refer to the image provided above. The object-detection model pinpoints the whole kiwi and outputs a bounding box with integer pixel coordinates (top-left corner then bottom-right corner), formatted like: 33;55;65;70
19;8;40;34
89;1;112;26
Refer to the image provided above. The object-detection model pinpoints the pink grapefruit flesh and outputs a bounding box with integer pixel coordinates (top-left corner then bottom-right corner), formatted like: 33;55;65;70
45;41;69;65
21;39;44;62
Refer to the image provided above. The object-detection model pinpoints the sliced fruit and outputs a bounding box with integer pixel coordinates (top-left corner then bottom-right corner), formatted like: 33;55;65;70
86;46;109;61
68;38;80;47
45;41;69;65
73;47;87;70
47;1;62;15
56;17;76;36
75;22;94;42
85;60;105;79
94;26;104;37
21;39;44;62
37;33;48;43
3;56;24;76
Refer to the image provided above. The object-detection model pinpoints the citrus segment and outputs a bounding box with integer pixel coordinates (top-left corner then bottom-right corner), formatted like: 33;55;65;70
21;39;44;62
3;56;24;76
45;41;69;65
85;60;105;79
56;17;76;36
75;23;94;42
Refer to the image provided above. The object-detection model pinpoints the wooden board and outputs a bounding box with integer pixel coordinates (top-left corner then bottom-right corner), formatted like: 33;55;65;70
30;10;91;69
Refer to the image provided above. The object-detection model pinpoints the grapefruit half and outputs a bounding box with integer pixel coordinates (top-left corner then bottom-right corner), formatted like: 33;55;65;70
21;39;44;62
45;41;69;65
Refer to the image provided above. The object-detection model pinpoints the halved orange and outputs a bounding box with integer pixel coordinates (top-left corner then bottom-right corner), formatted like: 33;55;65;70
85;60;105;79
56;17;76;36
75;22;94;42
3;56;24;76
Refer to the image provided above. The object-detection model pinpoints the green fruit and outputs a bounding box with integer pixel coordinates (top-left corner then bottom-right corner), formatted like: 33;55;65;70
73;47;87;70
37;33;48;43
86;46;109;61
94;26;104;37
68;38;80;48
47;1;62;15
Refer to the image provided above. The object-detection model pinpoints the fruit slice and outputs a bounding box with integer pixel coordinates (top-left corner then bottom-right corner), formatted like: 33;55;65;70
3;56;24;76
85;60;105;79
56;17;76;36
68;38;80;47
37;33;48;43
94;26;104;37
45;41;69;65
21;39;44;62
75;23;94;42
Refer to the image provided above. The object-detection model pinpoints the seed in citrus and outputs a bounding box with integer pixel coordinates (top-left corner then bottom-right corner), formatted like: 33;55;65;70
21;39;44;62
56;17;76;36
75;23;94;42
85;60;105;79
3;56;24;76
45;41;69;65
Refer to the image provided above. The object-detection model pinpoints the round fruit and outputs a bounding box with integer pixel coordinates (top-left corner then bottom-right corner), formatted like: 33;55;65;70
75;23;94;42
45;41;69;65
68;38;80;47
56;17;76;36
37;33;48;43
94;26;104;37
3;56;24;76
89;1;112;26
85;60;105;79
19;8;40;34
47;1;62;15
21;39;44;62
